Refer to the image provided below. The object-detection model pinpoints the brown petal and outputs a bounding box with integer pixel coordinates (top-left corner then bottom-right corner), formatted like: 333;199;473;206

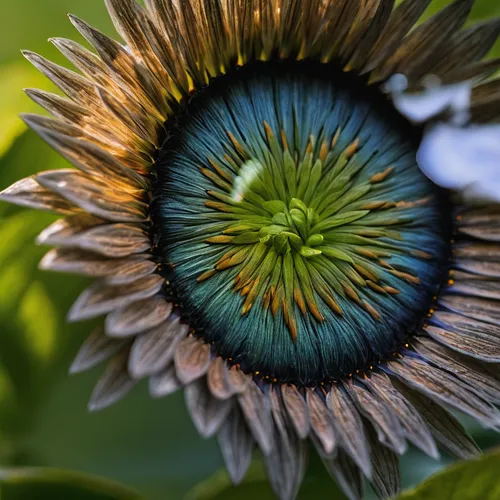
426;311;500;362
456;259;500;278
36;170;148;222
238;381;274;456
414;338;500;404
366;425;401;499
306;388;336;457
40;249;156;283
174;336;211;385
450;271;500;301
427;20;500;77
22;50;101;109
128;315;187;379
185;378;233;438
149;364;183;398
23;119;149;193
345;379;406;455
207;357;234;400
37;216;151;258
68;14;165;122
323;451;364;500
328;385;371;478
217;407;254;485
88;348;136;411
362;371;439;459
70;326;127;374
394;381;480;460
226;365;249;394
105;296;173;337
281;384;310;439
0;177;77;214
24;89;88;130
387;357;500;429
68;274;164;322
375;0;474;81
439;294;500;327
364;0;432;74
265;389;308;500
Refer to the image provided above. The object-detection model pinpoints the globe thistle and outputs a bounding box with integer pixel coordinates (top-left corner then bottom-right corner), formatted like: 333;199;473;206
2;1;500;498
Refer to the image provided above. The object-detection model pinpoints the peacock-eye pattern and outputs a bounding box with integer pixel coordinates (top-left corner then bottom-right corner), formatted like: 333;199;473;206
157;62;449;384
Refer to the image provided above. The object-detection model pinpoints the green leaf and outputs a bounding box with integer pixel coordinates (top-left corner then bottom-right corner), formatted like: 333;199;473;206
0;467;146;500
397;448;500;500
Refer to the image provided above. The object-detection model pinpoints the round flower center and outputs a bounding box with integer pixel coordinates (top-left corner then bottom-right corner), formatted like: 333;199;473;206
155;61;449;385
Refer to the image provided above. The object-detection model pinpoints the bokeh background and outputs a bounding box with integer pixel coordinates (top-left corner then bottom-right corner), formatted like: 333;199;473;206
1;1;500;498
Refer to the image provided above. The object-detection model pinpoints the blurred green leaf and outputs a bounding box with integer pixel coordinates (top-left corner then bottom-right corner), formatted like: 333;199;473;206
0;467;145;500
397;448;500;500
0;63;50;159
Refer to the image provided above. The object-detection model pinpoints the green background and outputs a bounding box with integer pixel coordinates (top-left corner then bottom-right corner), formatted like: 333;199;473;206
0;1;500;498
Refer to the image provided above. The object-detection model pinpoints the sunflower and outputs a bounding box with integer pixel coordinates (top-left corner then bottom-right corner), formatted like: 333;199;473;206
2;0;500;498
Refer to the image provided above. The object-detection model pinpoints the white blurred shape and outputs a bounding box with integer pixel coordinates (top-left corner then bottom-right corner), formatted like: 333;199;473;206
418;123;500;202
386;74;471;125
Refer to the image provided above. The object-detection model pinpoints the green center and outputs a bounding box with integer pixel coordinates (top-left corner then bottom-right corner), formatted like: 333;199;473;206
156;61;448;385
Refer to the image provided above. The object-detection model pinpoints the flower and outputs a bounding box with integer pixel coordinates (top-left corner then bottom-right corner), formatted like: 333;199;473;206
2;0;500;499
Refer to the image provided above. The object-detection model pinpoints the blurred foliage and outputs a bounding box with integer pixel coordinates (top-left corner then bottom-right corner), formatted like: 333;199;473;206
0;0;500;499
398;449;500;500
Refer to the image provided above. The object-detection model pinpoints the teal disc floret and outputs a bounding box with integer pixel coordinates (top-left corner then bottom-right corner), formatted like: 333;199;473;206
156;61;449;385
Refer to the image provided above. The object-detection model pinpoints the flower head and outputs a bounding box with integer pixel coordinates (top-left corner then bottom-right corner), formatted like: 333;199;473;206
2;1;500;499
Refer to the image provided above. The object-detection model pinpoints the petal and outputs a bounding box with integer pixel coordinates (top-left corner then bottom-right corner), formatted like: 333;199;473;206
0;177;77;214
185;378;233;438
217;407;254;485
88;348;136;411
149;364;183;398
105;297;173;337
37;216;151;258
281;384;310;440
68;275;164;322
306;388;337;457
174;336;211;385
70;326;127;374
128;315;187;378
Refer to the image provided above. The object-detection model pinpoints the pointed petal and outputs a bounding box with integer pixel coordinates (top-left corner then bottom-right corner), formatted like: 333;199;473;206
185;378;233;438
306;388;337;457
365;0;432;74
88;348;136;411
345;379;406;455
0;177;77;214
207;357;234;400
68;275;164;322
36;170;148;222
70;326;127;374
375;0;474;81
387;357;500;429
414;338;500;403
426;312;500;362
37;216;151;258
282;384;310;439
105;297;173;337
265;389;308;500
366;426;401;500
328;385;372;478
174;336;211;385
363;371;439;459
149;364;182;398
40;249;156;283
129;314;187;378
395;381;480;460
217;407;254;485
323;451;364;500
439;294;500;327
238;381;274;456
226;365;249;394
